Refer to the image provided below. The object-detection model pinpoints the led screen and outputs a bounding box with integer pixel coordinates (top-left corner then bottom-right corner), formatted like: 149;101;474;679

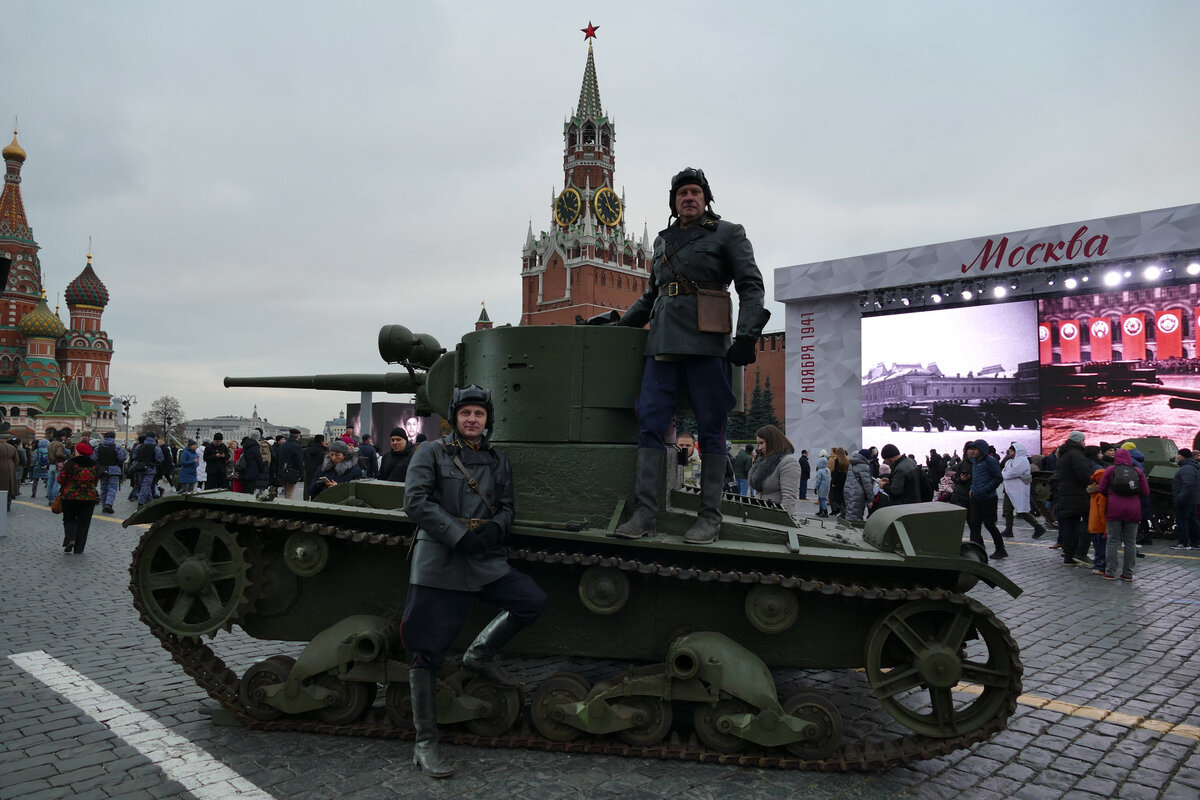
347;402;441;442
1038;284;1199;452
861;301;1041;466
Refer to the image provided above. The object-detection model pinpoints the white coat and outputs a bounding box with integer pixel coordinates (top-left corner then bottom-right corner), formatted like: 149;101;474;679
195;445;208;484
1001;441;1032;514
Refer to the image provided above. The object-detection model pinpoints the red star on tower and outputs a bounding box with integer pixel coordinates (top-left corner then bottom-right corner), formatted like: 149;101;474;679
581;21;599;40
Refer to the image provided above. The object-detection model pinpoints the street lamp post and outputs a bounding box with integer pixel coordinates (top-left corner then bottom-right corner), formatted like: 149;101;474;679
118;395;137;449
164;414;173;445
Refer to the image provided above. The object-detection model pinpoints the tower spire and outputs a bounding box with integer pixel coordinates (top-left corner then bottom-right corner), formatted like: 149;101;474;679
575;26;603;120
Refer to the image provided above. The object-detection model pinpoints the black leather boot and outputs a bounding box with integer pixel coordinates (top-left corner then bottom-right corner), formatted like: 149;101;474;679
684;454;726;544
462;611;525;687
409;669;453;778
613;448;662;539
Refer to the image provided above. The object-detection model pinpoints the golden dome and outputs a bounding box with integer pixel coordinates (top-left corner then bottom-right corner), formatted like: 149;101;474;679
3;131;26;163
18;298;66;339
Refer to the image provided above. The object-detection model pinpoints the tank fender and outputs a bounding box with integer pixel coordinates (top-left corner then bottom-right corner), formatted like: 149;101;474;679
666;631;783;714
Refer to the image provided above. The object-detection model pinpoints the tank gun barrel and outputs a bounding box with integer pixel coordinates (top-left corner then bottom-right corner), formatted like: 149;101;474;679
223;373;424;394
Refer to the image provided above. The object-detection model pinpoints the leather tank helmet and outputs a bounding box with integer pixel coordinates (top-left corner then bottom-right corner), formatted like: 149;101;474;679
448;385;495;435
668;167;716;217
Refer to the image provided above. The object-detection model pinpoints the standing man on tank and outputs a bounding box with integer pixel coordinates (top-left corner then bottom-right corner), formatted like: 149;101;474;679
400;385;547;779
600;168;769;544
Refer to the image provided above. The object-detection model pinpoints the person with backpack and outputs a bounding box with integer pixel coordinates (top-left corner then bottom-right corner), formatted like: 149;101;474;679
1096;447;1150;579
29;439;51;498
1001;442;1048;539
94;432;127;514
134;434;164;509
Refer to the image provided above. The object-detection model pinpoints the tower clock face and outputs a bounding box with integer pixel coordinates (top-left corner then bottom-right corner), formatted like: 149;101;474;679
554;188;582;226
593;186;622;226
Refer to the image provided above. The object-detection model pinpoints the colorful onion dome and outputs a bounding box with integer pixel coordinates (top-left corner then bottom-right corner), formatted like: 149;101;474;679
18;298;67;339
2;131;25;163
65;256;110;308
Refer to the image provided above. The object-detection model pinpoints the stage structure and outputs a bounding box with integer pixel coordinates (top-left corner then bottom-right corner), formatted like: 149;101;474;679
776;204;1200;454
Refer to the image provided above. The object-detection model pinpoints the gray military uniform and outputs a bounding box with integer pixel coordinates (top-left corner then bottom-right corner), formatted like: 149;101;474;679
621;214;769;356
402;434;514;591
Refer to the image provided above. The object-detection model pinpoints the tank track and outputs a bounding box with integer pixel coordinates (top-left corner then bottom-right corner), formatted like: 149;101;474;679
129;508;1023;771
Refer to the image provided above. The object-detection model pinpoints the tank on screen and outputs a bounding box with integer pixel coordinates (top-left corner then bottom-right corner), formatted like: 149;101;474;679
124;322;1025;770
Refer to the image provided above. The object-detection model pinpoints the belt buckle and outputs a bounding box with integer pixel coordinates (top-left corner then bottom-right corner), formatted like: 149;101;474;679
668;282;679;297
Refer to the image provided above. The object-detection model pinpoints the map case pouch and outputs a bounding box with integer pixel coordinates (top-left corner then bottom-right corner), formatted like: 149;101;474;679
696;288;733;334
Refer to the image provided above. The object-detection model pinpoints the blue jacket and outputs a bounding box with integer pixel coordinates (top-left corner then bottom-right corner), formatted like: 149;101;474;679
969;439;1003;499
178;448;199;483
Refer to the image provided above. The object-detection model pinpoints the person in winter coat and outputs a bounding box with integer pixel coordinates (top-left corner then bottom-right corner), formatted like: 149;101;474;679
1001;442;1047;539
747;425;801;518
1054;432;1095;565
309;440;363;499
177;440;200;492
1096;448;1150;579
195;442;208;489
236;433;266;495
1172;448;1200;549
29;439;51;498
842;449;877;521
277;429;306;499
1121;442;1153;544
378;427;415;482
814;451;831;516
204;433;230;490
950;458;973;508
57;442;100;553
1086;464;1109;574
828;447;850;516
879;444;921;505
133;435;164;509
967;439;1008;559
358;434;379;479
93;432;127;514
798;450;811;500
0;436;17;511
302;435;328;500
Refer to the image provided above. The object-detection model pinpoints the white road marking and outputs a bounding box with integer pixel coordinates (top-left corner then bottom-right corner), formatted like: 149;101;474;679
8;650;276;799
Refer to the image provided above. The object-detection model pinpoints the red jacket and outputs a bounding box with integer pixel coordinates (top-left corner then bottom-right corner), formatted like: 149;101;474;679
1096;449;1150;522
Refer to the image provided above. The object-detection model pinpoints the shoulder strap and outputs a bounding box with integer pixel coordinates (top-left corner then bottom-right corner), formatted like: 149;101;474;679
436;441;496;517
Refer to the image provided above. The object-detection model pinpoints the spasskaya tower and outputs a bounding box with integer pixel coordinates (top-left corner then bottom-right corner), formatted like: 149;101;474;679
520;23;652;326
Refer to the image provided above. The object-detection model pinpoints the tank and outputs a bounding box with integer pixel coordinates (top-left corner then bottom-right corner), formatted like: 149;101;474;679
1120;436;1180;536
124;322;1024;770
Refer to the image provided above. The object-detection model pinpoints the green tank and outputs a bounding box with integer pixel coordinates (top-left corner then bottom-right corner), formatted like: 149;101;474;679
125;322;1023;770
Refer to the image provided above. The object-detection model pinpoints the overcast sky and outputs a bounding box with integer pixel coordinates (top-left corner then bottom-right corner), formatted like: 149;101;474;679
4;1;1199;432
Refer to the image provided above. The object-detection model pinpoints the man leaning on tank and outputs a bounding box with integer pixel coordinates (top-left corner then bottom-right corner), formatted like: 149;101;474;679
399;385;547;778
592;167;770;544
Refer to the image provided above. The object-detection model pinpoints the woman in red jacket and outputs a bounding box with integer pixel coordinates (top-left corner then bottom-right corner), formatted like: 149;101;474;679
1096;449;1150;581
57;442;100;554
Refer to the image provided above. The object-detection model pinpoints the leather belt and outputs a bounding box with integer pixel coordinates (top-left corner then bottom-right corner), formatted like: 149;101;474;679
457;517;489;530
665;281;726;297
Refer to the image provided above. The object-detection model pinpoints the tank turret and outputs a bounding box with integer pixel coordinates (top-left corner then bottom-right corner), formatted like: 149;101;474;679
126;319;1025;770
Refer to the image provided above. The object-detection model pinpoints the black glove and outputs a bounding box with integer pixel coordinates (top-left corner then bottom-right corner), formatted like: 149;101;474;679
478;521;506;548
456;528;487;554
581;310;621;326
726;335;757;366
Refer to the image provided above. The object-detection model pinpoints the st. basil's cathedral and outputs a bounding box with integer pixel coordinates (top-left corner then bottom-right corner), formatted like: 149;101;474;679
0;130;118;438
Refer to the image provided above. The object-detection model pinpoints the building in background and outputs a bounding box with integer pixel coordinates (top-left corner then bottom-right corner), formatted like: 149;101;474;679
0;130;117;438
187;407;308;442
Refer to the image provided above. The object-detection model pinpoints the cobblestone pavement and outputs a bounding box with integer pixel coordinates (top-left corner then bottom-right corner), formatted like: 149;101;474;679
2;489;1199;800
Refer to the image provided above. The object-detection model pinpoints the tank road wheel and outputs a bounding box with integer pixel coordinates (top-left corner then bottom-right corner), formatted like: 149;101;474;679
616;696;673;747
282;531;329;577
461;678;521;737
238;655;296;721
744;585;799;634
134;519;254;639
781;691;842;759
312;672;377;725
529;672;590;742
384;681;414;730
578;566;630;615
693;697;754;753
865;600;1017;738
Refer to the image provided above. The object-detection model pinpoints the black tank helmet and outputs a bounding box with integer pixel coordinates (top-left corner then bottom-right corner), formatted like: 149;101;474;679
668;167;714;216
448;384;495;435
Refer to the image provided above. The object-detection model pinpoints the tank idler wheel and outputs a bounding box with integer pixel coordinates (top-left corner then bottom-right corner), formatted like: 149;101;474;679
529;672;591;742
238;655;296;721
461;678;521;737
865;599;1015;738
578;566;630;615
135;519;254;639
781;691;842;759
744;585;799;634
693;697;754;753
312;672;378;725
615;696;673;747
383;681;414;730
